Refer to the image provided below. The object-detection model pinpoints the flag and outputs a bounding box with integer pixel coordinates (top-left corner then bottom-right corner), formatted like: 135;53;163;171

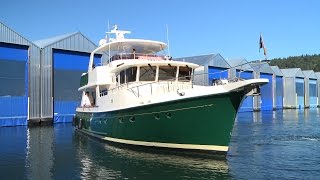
259;33;267;57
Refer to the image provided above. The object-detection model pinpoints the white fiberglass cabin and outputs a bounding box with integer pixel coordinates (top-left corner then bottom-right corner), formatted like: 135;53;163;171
77;26;199;112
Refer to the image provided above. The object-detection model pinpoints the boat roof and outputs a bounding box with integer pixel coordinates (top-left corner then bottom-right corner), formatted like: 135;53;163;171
97;39;167;54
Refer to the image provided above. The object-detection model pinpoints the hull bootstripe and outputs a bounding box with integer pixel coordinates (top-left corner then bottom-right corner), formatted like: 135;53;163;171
102;136;228;152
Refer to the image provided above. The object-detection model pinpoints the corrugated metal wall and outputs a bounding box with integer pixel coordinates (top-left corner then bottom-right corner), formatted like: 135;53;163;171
275;76;283;109
283;77;296;108
193;66;206;86
302;70;318;108
0;22;41;122
304;75;310;108
282;68;305;109
316;72;320;107
39;33;97;120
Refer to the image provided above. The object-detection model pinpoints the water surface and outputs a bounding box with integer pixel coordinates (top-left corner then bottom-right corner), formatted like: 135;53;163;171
1;109;320;179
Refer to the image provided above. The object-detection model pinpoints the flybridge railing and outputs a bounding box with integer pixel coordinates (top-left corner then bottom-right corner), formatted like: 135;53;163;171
109;53;166;61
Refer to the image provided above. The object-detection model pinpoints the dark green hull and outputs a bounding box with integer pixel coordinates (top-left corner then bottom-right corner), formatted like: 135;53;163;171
74;91;245;153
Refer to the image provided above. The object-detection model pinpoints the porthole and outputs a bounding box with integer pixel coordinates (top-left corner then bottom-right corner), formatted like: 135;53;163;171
129;116;135;122
154;113;160;120
166;112;172;119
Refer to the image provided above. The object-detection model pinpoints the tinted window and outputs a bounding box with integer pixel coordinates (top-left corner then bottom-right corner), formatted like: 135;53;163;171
120;70;125;84
126;67;137;83
178;66;192;81
139;66;156;81
158;66;177;81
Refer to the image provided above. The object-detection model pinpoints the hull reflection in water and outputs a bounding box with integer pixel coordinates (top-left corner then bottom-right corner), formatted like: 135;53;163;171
75;132;230;179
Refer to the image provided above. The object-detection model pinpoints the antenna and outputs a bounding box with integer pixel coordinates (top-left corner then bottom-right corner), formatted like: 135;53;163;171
166;24;170;56
108;20;111;63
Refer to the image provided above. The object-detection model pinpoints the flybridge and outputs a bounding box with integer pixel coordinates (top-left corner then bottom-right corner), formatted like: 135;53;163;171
88;25;169;71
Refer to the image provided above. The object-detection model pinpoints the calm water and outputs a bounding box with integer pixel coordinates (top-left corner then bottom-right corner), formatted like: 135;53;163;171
1;109;320;179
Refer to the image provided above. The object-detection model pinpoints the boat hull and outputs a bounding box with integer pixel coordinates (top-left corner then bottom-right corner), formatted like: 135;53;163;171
74;90;245;154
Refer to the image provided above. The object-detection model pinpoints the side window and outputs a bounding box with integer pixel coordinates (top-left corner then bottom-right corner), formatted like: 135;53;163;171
158;66;177;81
139;66;156;81
178;66;192;81
120;70;125;84
126;67;137;83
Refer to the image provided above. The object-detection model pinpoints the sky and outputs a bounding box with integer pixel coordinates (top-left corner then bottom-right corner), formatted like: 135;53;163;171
1;0;320;61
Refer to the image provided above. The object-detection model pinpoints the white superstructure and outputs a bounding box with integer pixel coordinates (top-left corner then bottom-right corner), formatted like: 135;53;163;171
76;25;267;114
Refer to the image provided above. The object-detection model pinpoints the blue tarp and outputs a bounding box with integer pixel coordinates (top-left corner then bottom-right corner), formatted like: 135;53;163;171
260;73;273;111
237;70;254;112
0;43;28;127
0;96;28;126
53;101;78;123
208;67;228;84
309;79;317;108
53;49;101;123
296;77;304;109
53;49;101;70
0;43;28;61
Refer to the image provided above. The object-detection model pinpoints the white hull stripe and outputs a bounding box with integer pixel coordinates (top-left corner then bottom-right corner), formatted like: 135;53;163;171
79;129;228;152
103;136;228;152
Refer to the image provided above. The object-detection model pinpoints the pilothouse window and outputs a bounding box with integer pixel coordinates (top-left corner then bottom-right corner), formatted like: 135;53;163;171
139;66;156;81
126;67;137;83
158;66;177;81
119;67;137;84
178;66;192;81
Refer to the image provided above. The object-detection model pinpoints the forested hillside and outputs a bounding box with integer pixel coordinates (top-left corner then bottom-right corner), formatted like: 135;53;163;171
269;54;320;72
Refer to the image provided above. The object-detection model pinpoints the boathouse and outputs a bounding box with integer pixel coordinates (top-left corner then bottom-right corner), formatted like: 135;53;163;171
33;32;101;124
270;66;284;109
227;58;254;112
175;54;231;86
250;62;274;111
0;22;40;127
302;70;318;108
281;68;305;109
316;72;320;107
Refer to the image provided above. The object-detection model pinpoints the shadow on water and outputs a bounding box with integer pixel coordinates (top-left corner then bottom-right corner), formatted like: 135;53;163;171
74;132;230;179
0;124;229;179
0;125;27;179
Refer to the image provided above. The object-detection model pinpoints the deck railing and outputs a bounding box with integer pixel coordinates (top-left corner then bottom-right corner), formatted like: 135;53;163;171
109;53;167;61
105;70;245;98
